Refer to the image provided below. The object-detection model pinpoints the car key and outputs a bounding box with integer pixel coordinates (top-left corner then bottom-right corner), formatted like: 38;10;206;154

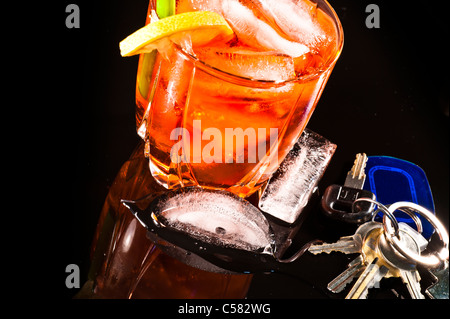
321;153;376;224
309;221;383;292
363;155;436;239
308;220;382;255
350;223;427;299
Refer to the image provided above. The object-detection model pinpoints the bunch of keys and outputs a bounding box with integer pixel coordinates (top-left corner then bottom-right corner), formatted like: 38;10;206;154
311;153;449;299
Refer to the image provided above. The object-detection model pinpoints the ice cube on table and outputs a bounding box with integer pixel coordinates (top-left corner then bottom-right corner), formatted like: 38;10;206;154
194;46;296;81
259;129;337;224
151;188;274;252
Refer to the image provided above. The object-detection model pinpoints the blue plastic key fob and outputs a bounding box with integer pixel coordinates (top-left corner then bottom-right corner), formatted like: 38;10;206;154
363;156;435;239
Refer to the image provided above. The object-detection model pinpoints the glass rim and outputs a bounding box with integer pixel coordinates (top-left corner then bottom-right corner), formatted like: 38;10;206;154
153;0;344;86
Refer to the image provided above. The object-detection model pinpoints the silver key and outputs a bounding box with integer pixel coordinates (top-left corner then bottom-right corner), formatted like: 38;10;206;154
309;221;383;293
344;153;368;189
308;235;362;255
308;221;380;255
327;255;365;293
376;224;426;299
343;223;387;298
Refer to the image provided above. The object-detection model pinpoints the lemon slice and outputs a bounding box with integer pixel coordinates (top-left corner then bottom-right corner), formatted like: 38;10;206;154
120;11;234;57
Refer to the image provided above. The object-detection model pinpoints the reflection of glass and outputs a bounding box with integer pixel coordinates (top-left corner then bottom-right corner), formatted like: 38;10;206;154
136;0;343;197
83;142;252;298
81;0;343;299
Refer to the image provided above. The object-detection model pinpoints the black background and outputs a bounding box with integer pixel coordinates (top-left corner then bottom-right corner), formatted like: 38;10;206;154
55;0;448;303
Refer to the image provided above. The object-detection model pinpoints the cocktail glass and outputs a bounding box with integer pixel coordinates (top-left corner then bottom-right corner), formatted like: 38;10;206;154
80;0;343;299
136;0;343;197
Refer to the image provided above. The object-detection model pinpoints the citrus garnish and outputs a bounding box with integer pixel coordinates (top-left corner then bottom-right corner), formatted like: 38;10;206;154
120;11;234;57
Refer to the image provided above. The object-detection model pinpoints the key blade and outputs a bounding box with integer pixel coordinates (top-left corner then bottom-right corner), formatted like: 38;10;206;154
308;235;362;255
399;269;425;299
344;153;367;189
345;257;389;299
352;153;368;180
328;255;365;293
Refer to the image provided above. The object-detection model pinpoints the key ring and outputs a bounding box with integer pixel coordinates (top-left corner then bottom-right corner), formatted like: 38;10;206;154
383;201;449;267
390;207;423;234
353;198;424;237
352;198;400;236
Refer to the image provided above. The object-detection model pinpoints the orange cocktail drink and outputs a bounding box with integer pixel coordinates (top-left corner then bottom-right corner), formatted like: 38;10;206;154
135;0;343;197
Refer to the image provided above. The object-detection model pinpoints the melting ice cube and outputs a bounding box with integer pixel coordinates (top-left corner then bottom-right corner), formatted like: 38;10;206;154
194;46;296;81
259;129;337;224
220;0;309;57
186;0;309;57
148;187;275;253
258;0;328;50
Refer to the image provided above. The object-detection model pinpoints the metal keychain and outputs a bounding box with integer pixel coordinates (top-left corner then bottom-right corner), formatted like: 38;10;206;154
382;201;449;268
